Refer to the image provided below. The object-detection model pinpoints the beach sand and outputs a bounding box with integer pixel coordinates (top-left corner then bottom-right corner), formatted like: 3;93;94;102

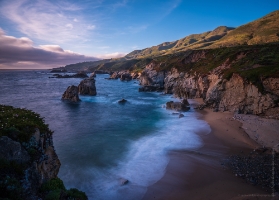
142;99;279;200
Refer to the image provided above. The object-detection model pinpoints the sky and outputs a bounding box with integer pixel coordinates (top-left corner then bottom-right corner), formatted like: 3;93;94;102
0;0;278;69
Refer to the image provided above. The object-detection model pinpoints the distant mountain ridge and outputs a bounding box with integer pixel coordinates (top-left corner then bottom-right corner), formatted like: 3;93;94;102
53;10;279;72
125;10;279;59
125;26;235;59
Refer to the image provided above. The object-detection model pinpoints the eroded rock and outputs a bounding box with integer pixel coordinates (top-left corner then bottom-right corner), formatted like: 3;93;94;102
62;85;80;102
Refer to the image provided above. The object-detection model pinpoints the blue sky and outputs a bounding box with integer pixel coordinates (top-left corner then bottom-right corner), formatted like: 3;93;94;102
0;0;278;69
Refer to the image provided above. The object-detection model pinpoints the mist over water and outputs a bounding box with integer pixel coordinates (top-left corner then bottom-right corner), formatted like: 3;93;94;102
0;70;210;200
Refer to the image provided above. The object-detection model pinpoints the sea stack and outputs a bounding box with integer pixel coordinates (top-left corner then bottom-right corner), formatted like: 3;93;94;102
61;85;80;102
78;77;97;96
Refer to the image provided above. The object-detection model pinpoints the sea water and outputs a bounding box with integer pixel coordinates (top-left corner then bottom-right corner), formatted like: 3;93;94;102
0;70;210;200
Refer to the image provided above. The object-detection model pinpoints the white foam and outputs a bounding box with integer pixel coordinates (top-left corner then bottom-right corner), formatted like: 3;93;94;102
85;101;211;199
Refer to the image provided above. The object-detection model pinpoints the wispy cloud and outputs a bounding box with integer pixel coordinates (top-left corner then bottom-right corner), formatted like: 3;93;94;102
0;0;96;45
0;29;99;69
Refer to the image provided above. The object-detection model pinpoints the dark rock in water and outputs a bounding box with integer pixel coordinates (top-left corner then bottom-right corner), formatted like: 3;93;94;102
166;100;190;112
62;85;80;102
118;99;127;103
72;71;88;78
179;113;184;118
120;73;132;81
50;68;67;73
78;78;97;96
181;99;190;106
119;178;129;185
0;136;30;164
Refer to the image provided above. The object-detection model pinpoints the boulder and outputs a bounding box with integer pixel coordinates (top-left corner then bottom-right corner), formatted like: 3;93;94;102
78;78;97;96
120;73;132;81
62;85;80;102
179;113;184;118
119;178;129;185
166;99;190;112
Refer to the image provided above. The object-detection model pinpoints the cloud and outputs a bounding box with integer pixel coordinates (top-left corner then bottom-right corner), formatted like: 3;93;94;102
65;23;74;29
87;25;96;30
0;29;99;69
0;0;96;44
96;52;127;59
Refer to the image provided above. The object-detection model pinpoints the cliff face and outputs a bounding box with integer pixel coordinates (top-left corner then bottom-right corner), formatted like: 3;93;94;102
0;105;87;200
21;128;61;196
138;48;279;118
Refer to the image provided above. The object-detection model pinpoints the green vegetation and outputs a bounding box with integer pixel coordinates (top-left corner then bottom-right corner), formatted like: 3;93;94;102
208;10;279;48
0;105;52;143
0;105;88;200
41;178;88;200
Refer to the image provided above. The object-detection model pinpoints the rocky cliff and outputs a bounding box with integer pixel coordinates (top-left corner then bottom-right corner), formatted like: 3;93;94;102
0;105;87;199
138;44;279;119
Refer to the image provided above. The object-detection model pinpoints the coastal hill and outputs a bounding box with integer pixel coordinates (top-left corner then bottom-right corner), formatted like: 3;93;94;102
53;10;279;73
124;26;235;59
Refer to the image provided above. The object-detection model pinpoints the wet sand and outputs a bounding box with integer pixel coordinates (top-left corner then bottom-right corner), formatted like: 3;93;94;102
142;99;279;200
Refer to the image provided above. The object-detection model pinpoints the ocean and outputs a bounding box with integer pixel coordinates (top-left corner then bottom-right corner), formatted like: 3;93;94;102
0;70;210;199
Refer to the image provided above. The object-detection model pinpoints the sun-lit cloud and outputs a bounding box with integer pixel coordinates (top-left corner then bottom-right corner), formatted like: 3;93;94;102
0;29;99;69
97;52;127;59
0;0;96;44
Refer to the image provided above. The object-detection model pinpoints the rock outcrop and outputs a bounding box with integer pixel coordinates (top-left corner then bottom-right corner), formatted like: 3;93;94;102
78;77;97;96
61;85;80;102
138;54;279;118
0;136;30;164
138;61;165;91
108;71;133;81
166;99;190;112
0;105;87;200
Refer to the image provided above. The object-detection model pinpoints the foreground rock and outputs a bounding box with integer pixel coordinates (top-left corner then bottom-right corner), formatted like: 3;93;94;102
61;85;80;102
166;99;190;112
78;77;97;96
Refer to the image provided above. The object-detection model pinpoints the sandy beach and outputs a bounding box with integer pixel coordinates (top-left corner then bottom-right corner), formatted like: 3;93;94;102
143;99;279;200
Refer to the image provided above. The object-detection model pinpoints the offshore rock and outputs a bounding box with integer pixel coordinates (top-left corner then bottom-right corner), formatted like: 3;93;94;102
61;85;80;102
118;99;127;103
78;77;97;96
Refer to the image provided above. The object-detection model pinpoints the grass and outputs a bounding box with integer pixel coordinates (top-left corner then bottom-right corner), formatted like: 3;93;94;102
0;105;52;143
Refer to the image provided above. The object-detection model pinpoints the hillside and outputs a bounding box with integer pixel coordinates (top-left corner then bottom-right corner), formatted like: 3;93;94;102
52;10;279;73
207;10;279;48
124;26;234;59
